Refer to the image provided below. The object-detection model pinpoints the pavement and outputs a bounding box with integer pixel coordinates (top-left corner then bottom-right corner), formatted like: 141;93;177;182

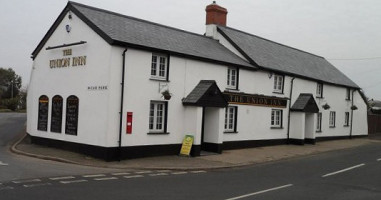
11;132;381;170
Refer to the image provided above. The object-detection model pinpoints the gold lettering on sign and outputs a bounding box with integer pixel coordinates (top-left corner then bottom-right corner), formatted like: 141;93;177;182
72;56;86;66
223;92;288;108
63;49;72;56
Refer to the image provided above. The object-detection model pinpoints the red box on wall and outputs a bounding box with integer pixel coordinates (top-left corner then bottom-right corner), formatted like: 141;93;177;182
126;112;133;134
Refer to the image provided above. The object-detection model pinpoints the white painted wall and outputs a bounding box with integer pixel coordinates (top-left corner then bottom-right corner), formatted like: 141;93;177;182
27;12;113;147
203;107;224;144
290;112;305;140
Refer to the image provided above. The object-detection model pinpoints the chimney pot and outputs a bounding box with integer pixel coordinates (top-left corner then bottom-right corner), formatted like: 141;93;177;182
205;2;228;26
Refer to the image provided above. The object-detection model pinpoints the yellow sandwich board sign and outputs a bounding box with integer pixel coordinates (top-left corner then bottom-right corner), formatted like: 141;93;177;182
180;135;194;156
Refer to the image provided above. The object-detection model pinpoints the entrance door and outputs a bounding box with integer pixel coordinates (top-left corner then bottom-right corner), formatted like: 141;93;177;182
304;113;315;143
201;107;224;153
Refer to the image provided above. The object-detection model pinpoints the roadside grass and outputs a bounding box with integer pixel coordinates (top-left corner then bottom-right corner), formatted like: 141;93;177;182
0;109;26;113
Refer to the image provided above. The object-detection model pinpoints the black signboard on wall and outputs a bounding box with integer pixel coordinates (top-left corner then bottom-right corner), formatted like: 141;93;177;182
65;95;79;135
223;92;288;108
37;95;49;131
51;95;63;133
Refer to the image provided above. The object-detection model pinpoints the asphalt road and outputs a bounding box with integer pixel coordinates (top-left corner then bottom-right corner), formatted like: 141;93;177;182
1;113;381;199
0;113;116;182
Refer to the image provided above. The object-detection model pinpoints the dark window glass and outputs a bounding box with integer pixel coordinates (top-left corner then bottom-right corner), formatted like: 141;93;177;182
37;95;49;131
51;95;63;133
65;95;79;135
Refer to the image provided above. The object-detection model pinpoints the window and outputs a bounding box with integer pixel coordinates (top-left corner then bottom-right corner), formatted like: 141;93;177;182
316;112;322;132
227;67;238;89
224;106;237;132
271;109;283;128
149;101;167;133
344;112;350;126
329;111;336;128
51;95;63;133
65;95;79;135
316;83;323;98
151;54;168;80
273;75;283;93
37;95;49;131
346;88;351;100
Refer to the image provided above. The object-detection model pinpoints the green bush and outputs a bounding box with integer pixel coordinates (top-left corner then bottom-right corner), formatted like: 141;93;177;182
1;97;20;111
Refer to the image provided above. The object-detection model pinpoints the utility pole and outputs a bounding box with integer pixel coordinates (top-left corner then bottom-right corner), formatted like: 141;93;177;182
11;80;14;99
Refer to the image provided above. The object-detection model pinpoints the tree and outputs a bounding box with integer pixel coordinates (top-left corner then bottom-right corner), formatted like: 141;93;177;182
0;68;22;99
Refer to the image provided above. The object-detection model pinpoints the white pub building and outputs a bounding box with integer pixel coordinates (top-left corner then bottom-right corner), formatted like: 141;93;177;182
27;1;368;160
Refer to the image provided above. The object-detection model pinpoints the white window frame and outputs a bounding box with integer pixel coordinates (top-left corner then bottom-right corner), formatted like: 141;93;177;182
316;112;322;132
346;88;351;100
271;109;282;128
273;75;283;93
329;111;336;127
227;67;238;89
151;54;168;80
316;83;323;98
149;101;166;132
344;112;350;126
224;106;237;132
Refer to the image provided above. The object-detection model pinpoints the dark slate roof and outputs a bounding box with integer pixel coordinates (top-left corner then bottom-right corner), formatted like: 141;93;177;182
42;2;252;68
291;93;319;113
183;80;228;107
217;26;359;88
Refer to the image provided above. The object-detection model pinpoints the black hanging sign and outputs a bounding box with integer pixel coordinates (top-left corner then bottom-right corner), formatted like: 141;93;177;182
51;96;63;133
65;96;79;135
37;95;49;131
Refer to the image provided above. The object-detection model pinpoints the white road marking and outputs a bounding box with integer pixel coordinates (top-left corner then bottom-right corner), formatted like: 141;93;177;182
24;183;52;188
135;171;152;174
0;186;14;190
190;170;206;173
49;176;75;180
149;173;168;177
0;161;9;166
225;184;293;200
111;172;131;176
156;170;171;173
124;175;144;179
60;179;87;184
94;177;118;181
82;174;105;178
322;163;365;178
377;158;381;161
12;179;41;184
171;171;188;175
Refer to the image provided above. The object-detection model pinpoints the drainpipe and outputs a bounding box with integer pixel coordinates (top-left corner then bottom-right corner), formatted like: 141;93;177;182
287;77;295;144
118;48;128;161
350;89;355;139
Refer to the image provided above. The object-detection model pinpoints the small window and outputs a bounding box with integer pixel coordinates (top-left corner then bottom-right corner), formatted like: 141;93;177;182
37;95;49;131
346;88;351;100
316;112;322;132
151;54;168;80
273;75;283;93
317;83;323;98
344;112;350;126
227;67;238;89
51;95;63;133
149;101;167;133
329;111;336;128
271;109;283;128
224;106;237;132
65;95;79;135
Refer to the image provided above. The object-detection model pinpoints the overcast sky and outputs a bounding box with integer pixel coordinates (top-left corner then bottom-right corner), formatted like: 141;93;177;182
1;0;380;99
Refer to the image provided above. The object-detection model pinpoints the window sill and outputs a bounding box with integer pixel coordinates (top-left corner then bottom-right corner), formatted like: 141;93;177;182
316;96;324;99
329;126;335;128
225;88;239;91
224;131;238;134
343;125;350;127
270;127;283;129
272;91;284;95
147;132;170;135
316;130;322;133
149;78;169;82
345;99;351;101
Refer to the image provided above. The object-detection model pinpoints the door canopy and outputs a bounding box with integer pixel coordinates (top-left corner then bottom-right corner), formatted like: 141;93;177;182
291;93;319;113
182;80;228;107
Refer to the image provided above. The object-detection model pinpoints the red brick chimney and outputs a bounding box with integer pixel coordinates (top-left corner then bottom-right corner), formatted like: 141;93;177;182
205;1;228;26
